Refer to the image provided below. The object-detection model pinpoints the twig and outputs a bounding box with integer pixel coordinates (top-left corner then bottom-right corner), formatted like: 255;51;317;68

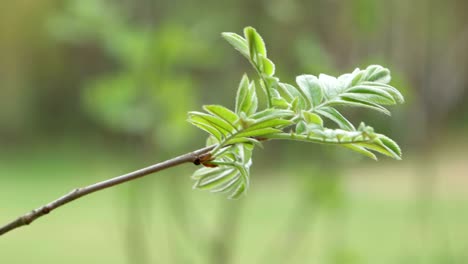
0;145;214;237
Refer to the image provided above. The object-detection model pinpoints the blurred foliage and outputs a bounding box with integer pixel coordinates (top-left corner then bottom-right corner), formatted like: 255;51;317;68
48;0;220;150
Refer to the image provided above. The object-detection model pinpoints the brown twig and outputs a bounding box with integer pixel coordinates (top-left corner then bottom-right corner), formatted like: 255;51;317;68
0;145;214;237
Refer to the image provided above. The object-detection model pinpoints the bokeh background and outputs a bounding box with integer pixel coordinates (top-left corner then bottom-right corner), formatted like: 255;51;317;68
1;0;468;263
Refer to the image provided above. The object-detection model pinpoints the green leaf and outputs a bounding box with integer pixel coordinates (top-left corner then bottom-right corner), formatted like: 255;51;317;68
295;121;307;134
250;108;294;120
239;142;254;161
376;135;402;157
235;75;258;116
340;92;395;105
192;144;253;199
272;97;290;109
192;167;224;180
204;105;239;128
361;81;405;104
277;83;294;101
235;74;249;114
188;119;224;141
196;168;238;190
221;32;249;59
346;85;396;105
206;135;219;146
263;75;279;90
354;142;400;160
364;65;391;83
229;182;247;199
338;72;354;89
342;144;377;160
302;111;323;126
296;75;323;108
261;56;275;76
246;81;259;115
244;118;292;131
244;26;267;60
188;113;229;138
225;137;263;147
319;74;342;99
277;83;308;110
314;107;355;131
210;175;242;193
188;111;237;134
192;165;243;195
330;97;391;116
350;68;365;87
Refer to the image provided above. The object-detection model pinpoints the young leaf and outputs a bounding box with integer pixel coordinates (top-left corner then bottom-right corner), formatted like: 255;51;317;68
192;167;224;180
272;97;290;109
249;108;294;120
364;65;391;83
192;144;253;199
229;182;247;199
295;121;307;134
302;111;323;126
225;137;263;146
296;75;323;108
204;105;239;128
260;55;275;76
361;82;405;104
235;75;258;116
330;97;391;116
347;85;396;104
244;118;292;132
341;144;378;160
235;74;249;113
188;113;230;139
195;168;238;190
319;74;342;99
354;142;401;160
340;92;396;105
188;119;224;141
314;107;355;131
221;32;249;59
350;68;365;87
188;111;237;134
263;76;280;90
210;175;242;193
376;135;402;157
244;26;267;59
278;83;308;111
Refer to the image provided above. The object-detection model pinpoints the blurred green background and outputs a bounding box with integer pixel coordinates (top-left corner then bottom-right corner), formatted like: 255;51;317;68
1;0;468;263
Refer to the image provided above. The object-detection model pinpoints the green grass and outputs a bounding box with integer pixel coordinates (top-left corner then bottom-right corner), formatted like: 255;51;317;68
1;141;467;264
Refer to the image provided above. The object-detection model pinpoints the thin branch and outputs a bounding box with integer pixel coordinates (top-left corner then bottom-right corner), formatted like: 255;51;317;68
0;145;215;237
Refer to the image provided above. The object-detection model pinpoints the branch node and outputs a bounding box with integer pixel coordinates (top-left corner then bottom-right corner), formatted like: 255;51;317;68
22;213;34;225
41;207;51;214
